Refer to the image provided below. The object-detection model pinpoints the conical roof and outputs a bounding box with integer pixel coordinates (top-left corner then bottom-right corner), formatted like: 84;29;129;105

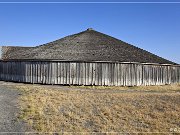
2;28;175;64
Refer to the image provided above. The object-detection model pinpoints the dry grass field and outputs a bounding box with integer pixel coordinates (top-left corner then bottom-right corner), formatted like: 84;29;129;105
15;84;180;134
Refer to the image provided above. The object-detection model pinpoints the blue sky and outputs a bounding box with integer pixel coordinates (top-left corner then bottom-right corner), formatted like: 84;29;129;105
0;1;180;63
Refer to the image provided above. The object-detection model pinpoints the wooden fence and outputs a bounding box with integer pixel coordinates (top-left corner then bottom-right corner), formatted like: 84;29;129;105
0;60;180;86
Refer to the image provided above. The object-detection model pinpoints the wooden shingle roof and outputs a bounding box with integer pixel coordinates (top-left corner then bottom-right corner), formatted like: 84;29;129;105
1;28;176;64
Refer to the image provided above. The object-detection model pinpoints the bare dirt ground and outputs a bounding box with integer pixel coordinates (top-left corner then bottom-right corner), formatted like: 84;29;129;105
0;81;32;134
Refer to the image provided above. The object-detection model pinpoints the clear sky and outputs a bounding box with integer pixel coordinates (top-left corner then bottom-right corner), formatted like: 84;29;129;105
0;1;180;64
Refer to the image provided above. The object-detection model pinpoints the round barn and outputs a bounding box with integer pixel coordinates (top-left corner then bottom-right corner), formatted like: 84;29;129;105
0;28;180;86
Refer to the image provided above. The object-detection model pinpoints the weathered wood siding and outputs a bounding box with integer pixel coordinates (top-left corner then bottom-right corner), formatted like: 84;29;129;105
0;61;179;86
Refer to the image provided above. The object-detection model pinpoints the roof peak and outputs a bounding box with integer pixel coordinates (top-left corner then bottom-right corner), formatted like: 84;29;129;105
86;28;94;31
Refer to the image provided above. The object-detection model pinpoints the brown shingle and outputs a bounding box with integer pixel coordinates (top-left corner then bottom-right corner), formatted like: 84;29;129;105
1;29;176;64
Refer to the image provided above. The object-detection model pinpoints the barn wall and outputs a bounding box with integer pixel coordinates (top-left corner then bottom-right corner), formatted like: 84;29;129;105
0;61;180;86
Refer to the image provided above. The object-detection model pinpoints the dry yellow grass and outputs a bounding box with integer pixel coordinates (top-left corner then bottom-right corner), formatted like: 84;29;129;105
71;83;180;92
15;84;180;134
